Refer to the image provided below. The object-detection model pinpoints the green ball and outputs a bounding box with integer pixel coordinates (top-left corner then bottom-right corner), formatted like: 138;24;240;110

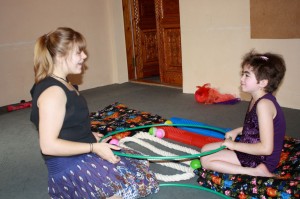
149;127;157;136
190;159;201;169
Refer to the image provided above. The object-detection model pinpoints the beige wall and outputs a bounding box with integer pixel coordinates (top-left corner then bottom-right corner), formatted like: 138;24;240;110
1;0;300;110
180;0;300;109
0;0;127;107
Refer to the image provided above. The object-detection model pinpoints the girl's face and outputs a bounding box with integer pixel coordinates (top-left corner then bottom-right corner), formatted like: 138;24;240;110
240;64;260;93
65;45;87;74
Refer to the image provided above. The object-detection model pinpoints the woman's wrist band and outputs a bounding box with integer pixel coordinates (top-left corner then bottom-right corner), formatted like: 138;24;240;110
90;143;93;153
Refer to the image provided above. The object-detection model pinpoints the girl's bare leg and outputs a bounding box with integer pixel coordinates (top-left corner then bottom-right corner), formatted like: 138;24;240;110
200;142;273;177
201;142;242;174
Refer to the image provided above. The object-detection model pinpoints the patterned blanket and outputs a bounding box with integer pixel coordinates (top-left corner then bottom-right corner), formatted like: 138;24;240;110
89;102;166;139
195;136;300;199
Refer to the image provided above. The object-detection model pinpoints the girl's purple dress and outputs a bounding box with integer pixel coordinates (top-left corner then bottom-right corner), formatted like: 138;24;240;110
235;93;286;172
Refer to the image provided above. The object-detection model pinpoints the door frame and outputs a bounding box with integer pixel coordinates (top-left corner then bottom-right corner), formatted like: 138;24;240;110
122;0;136;80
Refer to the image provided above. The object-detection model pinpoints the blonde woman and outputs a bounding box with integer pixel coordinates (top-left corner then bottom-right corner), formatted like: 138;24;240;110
30;27;159;199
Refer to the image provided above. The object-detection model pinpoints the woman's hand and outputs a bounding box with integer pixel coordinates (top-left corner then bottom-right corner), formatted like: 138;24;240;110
93;142;121;164
92;133;121;163
92;132;113;144
92;132;104;142
100;136;113;143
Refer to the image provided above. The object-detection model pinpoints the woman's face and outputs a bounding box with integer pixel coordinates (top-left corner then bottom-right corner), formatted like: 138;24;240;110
65;45;87;74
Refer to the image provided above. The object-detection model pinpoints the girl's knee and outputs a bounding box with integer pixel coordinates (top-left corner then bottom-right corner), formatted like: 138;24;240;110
200;153;212;169
201;142;222;152
201;143;212;152
200;145;208;153
200;156;208;168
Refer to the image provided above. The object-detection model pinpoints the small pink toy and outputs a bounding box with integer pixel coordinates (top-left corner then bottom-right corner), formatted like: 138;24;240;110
109;138;119;146
155;129;165;138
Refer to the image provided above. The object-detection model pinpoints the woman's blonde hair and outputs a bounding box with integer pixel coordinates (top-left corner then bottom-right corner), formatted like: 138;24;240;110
33;27;86;83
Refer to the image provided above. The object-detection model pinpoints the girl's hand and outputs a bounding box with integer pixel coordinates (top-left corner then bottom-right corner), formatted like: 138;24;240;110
224;127;242;141
224;131;235;140
93;142;121;164
222;137;235;150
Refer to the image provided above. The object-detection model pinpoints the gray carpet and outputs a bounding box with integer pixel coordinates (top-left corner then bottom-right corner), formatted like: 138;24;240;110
0;82;299;199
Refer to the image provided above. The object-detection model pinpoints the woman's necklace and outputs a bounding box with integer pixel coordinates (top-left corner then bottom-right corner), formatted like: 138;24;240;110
50;74;69;83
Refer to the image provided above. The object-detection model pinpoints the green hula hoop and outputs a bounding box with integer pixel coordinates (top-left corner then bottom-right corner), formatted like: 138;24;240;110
99;123;230;198
113;146;226;160
99;123;226;160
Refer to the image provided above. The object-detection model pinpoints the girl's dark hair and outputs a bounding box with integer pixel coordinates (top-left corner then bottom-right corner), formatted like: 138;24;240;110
241;50;286;93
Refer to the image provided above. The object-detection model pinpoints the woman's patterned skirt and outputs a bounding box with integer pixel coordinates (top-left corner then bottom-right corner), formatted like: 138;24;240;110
46;149;159;199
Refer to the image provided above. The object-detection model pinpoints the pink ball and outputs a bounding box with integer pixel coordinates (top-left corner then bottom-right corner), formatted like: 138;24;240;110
155;129;165;138
109;138;119;146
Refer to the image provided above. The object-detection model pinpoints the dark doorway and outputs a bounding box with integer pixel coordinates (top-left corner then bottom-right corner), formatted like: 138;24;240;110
122;0;183;87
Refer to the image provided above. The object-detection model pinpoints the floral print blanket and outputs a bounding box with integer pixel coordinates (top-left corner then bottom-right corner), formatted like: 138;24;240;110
89;102;166;139
195;136;300;199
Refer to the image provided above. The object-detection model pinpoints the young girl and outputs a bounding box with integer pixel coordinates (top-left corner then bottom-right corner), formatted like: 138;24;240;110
200;50;286;177
30;27;159;199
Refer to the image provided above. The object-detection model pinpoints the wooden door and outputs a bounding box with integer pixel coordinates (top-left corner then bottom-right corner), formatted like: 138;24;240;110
155;0;182;86
122;0;182;86
122;0;159;80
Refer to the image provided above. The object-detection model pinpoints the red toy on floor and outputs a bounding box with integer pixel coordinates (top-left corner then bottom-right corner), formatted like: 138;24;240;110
7;100;32;112
160;126;222;148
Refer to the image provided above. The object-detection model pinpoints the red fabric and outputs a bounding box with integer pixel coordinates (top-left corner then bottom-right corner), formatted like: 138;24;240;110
195;83;237;104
